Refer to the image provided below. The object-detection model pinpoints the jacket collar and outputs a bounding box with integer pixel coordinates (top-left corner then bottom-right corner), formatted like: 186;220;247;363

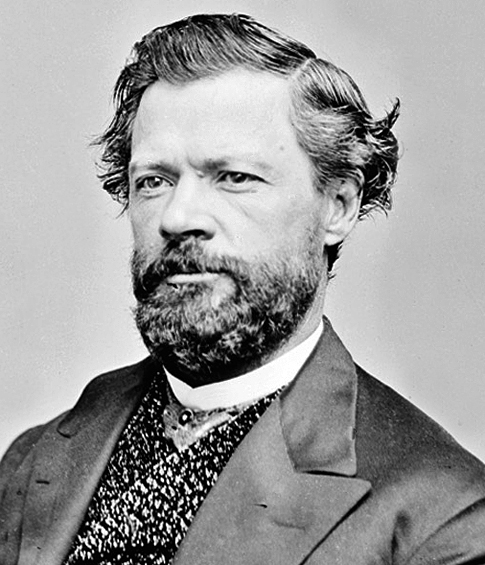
279;316;358;475
173;318;371;565
56;357;155;438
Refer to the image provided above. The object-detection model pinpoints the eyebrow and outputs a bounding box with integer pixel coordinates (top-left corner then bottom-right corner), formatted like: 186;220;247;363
129;155;277;178
129;160;178;178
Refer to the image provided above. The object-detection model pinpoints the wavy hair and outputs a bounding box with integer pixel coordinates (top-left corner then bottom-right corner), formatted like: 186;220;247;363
96;13;400;270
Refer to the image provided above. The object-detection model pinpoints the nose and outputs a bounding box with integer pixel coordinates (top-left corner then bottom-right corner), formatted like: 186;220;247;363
158;174;216;241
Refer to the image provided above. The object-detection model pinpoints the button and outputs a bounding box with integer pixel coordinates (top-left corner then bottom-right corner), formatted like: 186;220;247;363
178;408;194;425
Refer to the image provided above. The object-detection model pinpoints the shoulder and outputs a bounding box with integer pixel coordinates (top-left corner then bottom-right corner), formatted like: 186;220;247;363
355;365;485;484
0;357;153;491
58;357;154;425
354;366;485;561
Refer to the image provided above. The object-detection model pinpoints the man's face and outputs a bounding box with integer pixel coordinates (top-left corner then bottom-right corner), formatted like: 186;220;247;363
128;70;331;383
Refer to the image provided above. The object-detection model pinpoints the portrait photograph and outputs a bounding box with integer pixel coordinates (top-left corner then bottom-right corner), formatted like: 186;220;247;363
1;1;485;563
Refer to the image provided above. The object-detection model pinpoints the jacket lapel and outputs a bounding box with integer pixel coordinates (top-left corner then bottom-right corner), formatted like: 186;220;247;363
173;319;371;565
18;359;153;565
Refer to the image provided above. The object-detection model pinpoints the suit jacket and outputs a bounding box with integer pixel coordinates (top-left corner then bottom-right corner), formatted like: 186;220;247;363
1;319;485;565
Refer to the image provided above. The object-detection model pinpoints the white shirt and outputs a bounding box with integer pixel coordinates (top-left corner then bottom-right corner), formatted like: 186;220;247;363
166;321;323;411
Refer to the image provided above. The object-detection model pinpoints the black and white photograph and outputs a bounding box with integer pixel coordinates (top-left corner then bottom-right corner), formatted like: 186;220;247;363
1;1;485;563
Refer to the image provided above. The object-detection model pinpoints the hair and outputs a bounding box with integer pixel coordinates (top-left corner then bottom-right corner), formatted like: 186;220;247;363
96;13;400;271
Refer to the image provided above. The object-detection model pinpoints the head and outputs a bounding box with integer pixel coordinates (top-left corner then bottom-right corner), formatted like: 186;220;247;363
96;14;400;383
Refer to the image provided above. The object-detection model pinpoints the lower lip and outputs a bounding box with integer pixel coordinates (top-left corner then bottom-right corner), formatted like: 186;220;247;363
166;273;220;284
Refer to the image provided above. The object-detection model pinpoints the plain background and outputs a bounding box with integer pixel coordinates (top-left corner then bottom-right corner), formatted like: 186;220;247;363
1;0;484;462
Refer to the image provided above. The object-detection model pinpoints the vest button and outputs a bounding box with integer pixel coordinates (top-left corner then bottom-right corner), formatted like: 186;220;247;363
178;408;194;425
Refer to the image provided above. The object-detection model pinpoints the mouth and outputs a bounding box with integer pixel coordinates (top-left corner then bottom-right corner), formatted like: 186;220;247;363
165;272;222;285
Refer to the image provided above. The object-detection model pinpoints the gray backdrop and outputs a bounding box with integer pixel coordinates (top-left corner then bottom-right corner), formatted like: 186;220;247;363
1;0;484;462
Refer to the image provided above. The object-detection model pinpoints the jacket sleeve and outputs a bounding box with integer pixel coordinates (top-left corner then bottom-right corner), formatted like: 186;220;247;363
406;498;485;564
0;425;49;565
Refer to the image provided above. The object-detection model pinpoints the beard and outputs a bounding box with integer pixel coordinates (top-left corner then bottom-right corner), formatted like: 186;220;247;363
132;235;324;385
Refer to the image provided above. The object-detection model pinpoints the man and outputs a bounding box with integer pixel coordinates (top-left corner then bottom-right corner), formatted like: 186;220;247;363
1;12;484;565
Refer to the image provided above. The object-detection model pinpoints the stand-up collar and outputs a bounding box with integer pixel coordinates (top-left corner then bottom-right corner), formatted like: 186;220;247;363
166;321;324;410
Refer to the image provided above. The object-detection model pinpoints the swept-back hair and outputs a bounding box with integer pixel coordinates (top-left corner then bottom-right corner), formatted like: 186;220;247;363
96;13;400;270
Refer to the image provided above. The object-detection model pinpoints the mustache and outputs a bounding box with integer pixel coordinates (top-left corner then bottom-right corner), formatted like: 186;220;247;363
132;239;250;302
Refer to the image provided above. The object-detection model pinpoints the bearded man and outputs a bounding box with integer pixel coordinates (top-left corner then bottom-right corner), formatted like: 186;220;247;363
1;13;485;565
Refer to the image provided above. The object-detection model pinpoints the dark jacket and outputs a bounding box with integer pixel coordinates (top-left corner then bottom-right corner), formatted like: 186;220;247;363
1;319;485;564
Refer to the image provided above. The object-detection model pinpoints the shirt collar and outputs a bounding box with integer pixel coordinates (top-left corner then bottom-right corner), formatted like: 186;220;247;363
166;321;324;411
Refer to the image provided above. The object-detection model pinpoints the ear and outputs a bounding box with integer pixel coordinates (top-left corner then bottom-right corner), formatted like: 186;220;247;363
322;180;361;247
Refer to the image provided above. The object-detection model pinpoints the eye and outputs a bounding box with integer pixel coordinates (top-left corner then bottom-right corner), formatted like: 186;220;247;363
217;171;262;191
135;175;173;192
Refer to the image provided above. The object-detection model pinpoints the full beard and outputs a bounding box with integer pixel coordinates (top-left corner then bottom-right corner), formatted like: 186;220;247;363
132;236;324;385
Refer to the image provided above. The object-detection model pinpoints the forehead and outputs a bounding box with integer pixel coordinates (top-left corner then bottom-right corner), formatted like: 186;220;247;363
130;70;305;165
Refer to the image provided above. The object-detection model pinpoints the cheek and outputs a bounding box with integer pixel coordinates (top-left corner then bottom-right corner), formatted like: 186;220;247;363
234;209;320;258
282;208;327;260
128;209;144;241
129;207;159;251
272;196;326;236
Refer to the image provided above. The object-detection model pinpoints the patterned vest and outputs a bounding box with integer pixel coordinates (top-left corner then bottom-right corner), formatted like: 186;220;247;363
64;371;279;564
